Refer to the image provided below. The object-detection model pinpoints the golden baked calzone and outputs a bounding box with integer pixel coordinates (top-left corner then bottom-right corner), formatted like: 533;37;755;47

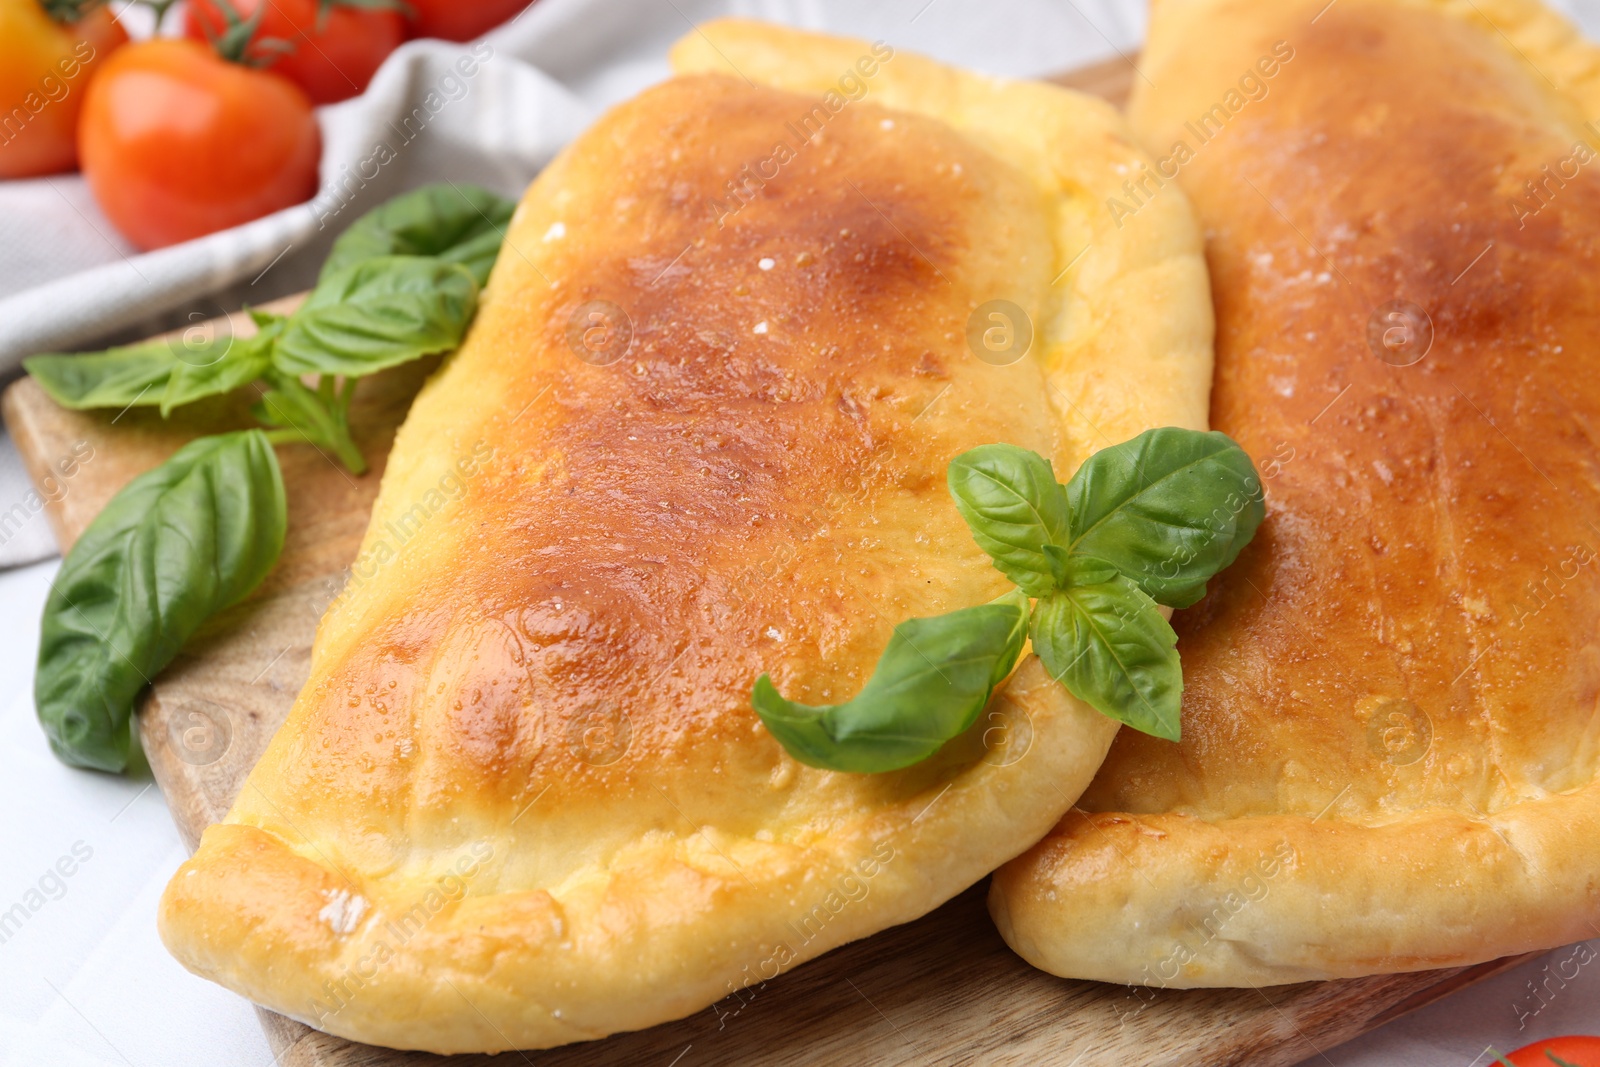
157;21;1212;1051
992;0;1600;985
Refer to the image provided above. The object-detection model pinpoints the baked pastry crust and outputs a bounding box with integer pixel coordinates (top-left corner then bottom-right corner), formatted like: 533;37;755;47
991;0;1600;986
156;22;1211;1051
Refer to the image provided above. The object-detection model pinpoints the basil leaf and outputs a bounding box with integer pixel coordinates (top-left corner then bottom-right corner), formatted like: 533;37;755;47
1029;577;1181;741
272;256;479;378
1065;427;1264;608
160;316;282;417
323;183;515;288
947;443;1074;597
36;430;286;772
1052;549;1117;586
752;591;1029;773
25;342;181;411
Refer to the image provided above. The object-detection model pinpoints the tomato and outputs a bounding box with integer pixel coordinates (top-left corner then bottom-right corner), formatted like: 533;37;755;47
0;0;127;178
78;40;321;251
184;0;405;105
1502;1036;1600;1066
404;0;530;42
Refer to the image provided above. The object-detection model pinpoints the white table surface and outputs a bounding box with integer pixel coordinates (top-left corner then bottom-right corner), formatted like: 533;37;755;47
4;1;1600;1064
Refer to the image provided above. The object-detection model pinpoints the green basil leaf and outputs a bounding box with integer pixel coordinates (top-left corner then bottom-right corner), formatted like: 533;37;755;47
323;183;516;289
947;443;1074;597
25;342;183;411
752;590;1029;773
159;316;282;417
35;430;286;772
1065;427;1264;608
272;256;479;379
1029;577;1181;741
1052;549;1117;586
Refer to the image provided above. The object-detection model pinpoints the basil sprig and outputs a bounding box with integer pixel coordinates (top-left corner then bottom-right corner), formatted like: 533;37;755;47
22;183;513;474
37;431;286;772
29;183;514;772
751;428;1263;770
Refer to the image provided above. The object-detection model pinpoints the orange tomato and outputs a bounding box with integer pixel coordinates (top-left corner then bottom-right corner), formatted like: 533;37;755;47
185;0;405;105
405;0;530;42
78;39;321;250
1503;1035;1600;1066
0;0;127;178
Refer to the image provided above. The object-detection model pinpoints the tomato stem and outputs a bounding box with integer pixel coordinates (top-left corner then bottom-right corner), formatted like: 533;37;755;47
197;0;299;67
40;0;110;24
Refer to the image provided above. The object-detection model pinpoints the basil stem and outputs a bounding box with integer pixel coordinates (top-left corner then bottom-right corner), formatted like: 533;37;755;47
36;431;286;772
253;370;365;474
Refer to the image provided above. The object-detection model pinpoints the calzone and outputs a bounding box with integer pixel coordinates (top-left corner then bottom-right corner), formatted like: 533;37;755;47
993;0;1600;985
158;21;1213;1051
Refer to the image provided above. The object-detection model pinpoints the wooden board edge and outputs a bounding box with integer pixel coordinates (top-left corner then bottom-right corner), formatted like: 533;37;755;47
1046;51;1138;106
2;378;81;553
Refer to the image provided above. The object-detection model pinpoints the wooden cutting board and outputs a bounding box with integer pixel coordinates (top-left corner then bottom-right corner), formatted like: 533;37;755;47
0;55;1535;1067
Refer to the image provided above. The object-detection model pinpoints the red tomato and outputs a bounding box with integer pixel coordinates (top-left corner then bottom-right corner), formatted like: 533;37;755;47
0;0;127;178
1503;1036;1600;1066
184;0;404;105
78;40;320;251
405;0;530;42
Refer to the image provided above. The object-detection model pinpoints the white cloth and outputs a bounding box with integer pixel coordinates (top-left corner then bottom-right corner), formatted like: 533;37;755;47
3;2;1599;1064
